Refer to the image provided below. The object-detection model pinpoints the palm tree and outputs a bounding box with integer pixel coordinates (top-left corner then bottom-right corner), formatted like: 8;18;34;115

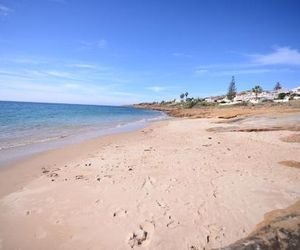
274;82;282;91
180;93;185;101
185;92;189;99
252;85;263;100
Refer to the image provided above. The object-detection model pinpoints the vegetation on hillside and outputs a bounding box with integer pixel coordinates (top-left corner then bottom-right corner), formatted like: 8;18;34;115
227;76;237;101
137;77;299;109
252;85;263;100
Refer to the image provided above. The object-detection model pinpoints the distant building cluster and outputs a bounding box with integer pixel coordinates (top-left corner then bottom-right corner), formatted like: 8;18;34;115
148;82;300;108
204;86;300;106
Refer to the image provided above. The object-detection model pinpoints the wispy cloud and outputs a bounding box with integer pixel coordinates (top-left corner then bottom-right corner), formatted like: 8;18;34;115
23;69;45;77
251;46;300;66
0;68;74;81
0;3;12;16
0;56;49;65
194;66;292;76
80;39;107;49
0;69;35;79
67;64;110;72
69;64;97;69
194;46;300;77
1;54;172;104
44;70;71;78
1;55;122;84
95;39;107;48
195;69;208;74
110;91;141;97
0;78;142;105
217;68;274;76
21;69;72;79
147;86;166;92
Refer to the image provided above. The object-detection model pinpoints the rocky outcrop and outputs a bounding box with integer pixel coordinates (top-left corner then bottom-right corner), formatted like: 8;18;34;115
219;201;300;250
133;103;300;119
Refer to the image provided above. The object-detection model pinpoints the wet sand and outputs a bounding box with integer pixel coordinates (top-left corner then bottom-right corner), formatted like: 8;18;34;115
0;113;299;249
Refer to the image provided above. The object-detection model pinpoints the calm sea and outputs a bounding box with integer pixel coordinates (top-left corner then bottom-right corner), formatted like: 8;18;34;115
0;101;166;165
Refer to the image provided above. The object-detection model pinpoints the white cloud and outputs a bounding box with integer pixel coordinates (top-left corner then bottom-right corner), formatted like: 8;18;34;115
147;86;166;92
0;4;12;16
69;64;97;69
251;47;300;66
44;70;71;78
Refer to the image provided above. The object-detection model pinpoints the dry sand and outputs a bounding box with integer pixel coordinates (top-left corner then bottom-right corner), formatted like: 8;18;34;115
0;113;300;249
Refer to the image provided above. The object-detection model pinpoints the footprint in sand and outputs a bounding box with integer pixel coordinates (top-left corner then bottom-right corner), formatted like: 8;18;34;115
141;176;156;191
43;167;61;181
165;214;180;229
128;221;155;248
41;167;50;174
113;208;128;218
204;224;225;249
48;172;59;178
75;175;89;180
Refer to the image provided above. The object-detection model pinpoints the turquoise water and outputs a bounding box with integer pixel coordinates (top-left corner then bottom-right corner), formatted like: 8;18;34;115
0;101;166;165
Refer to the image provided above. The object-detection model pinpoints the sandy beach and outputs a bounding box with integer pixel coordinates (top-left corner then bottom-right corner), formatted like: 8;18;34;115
0;112;300;249
2;0;300;248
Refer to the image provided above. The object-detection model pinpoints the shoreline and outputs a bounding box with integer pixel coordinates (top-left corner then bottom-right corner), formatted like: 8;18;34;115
0;101;167;167
0;113;169;168
0;119;168;197
0;113;299;249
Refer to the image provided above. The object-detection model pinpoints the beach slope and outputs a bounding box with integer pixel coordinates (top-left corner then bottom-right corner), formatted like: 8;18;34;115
0;113;300;249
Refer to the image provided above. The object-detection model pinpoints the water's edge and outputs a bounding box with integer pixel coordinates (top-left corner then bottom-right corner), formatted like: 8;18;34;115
0;102;169;166
0;116;170;168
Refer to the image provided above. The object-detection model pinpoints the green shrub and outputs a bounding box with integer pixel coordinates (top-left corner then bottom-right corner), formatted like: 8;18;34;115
278;93;287;100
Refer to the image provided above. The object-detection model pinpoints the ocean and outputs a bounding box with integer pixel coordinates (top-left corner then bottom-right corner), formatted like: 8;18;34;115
0;101;166;165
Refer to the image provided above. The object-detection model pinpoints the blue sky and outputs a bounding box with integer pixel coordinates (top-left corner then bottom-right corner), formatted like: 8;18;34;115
0;0;300;105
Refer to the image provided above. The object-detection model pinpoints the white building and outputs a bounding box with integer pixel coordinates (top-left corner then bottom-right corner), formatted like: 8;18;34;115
234;89;286;103
203;86;300;105
291;86;300;95
234;91;274;102
234;91;255;102
204;97;215;103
